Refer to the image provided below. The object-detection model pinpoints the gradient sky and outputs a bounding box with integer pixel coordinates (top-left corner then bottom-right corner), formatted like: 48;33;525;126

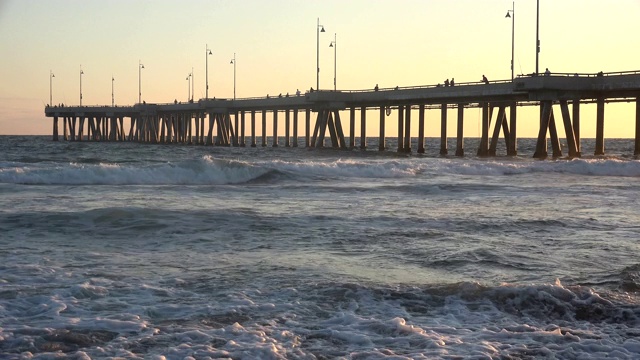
1;0;639;137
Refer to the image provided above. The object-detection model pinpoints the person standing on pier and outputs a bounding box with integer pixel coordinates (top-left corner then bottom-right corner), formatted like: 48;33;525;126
482;75;489;84
444;79;449;87
450;78;455;86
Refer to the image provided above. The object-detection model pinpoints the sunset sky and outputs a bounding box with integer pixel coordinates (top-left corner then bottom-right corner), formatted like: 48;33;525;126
0;0;639;137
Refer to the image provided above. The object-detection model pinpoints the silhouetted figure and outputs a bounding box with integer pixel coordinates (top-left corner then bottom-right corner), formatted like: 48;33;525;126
444;79;450;87
310;87;314;93
544;68;551;76
278;93;282;98
296;89;301;96
597;71;604;77
394;86;399;90
482;75;489;84
374;84;379;91
450;78;455;86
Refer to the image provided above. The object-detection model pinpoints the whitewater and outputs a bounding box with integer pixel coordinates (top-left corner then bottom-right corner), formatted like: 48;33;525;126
1;135;639;359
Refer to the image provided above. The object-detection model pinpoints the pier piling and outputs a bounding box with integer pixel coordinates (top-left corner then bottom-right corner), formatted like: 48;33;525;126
595;97;605;155
440;103;447;156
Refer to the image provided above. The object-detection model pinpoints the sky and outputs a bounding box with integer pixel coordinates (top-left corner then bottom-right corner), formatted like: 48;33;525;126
1;0;639;138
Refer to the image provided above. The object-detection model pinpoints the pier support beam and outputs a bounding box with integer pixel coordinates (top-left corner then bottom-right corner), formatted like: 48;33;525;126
52;117;59;141
595;97;605;156
63;117;69;141
548;111;562;158
272;111;279;147
335;111;347;149
293;110;299;147
313;110;328;148
240;111;246;146
261;110;267;147
440;104;448;155
508;102;517;156
397;105;404;153
305;109;311;147
534;101;552;159
489;106;510;156
250;111;256;147
285;110;291;147
636;98;640;156
573;100;581;155
478;102;490;156
360;106;367;150
404;105;411;153
455;104;464;156
207;112;214;145
379;106;386;151
417;104;425;154
559;100;580;158
349;107;356;148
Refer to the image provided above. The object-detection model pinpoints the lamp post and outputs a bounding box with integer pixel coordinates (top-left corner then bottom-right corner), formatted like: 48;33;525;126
230;53;236;100
49;70;54;106
79;65;84;106
186;73;191;101
505;2;515;80
191;66;194;102
206;45;212;99
536;0;540;75
138;60;144;103
111;75;115;106
316;17;325;90
329;33;337;91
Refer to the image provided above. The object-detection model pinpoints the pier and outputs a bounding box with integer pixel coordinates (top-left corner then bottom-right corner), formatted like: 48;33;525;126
44;71;640;158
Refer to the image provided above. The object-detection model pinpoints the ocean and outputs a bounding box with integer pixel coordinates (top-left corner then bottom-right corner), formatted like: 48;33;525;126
0;135;639;359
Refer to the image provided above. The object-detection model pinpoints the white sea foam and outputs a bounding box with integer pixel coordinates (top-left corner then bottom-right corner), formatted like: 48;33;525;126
1;156;638;186
0;156;271;185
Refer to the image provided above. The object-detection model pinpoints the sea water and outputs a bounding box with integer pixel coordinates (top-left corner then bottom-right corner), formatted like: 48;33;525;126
0;135;639;359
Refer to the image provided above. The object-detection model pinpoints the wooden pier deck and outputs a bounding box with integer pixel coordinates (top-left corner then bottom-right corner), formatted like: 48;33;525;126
44;71;640;158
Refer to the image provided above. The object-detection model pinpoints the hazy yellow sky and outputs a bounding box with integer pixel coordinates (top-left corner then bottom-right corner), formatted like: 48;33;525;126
0;0;639;137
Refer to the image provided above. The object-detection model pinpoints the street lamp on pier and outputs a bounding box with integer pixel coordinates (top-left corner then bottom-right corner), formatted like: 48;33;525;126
186;73;192;101
79;65;84;106
230;53;236;100
49;70;55;106
206;45;212;99
139;60;144;104
191;67;194;102
316;18;325;90
536;0;540;75
505;1;515;80
111;76;115;106
329;33;337;91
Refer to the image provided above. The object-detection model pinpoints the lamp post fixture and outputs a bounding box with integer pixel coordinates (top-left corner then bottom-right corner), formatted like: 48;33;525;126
186;73;192;101
329;33;337;91
138;60;144;104
191;66;194;102
206;45;212;99
111;75;115;106
49;70;55;106
505;2;515;80
230;53;236;100
79;65;84;106
316;17;325;90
